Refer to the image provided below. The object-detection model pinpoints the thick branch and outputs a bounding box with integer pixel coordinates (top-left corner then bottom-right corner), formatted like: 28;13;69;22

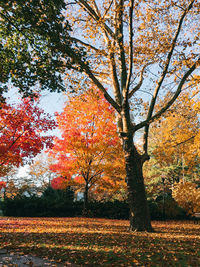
125;0;134;95
108;48;122;105
77;0;121;105
142;0;195;153
76;0;122;107
116;0;128;96
146;0;194;118
134;58;200;132
77;0;114;38
67;46;121;113
92;0;101;16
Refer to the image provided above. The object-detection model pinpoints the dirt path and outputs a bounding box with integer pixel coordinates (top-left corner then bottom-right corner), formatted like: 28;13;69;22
0;249;78;266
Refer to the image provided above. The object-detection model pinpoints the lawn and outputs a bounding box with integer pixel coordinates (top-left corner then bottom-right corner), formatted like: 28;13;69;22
0;217;200;266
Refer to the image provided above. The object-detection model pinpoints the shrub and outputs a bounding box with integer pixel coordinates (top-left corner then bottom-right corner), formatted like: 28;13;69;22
1;190;187;220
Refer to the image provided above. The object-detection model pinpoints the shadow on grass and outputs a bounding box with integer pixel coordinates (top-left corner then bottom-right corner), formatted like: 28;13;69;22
0;223;200;266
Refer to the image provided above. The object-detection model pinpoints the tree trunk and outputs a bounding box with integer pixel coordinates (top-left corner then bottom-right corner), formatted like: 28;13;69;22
124;139;153;232
83;182;89;211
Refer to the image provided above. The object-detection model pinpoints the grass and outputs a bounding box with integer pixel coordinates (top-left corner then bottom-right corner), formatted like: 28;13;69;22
0;217;200;266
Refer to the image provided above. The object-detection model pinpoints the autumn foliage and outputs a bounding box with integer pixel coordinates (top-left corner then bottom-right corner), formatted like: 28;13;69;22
1;0;199;232
49;89;125;204
172;181;200;215
51;177;69;190
0;98;56;176
144;90;200;191
150;91;200;170
0;181;6;191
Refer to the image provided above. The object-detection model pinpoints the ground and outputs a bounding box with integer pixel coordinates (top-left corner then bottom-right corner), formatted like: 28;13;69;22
0;248;72;266
0;217;200;266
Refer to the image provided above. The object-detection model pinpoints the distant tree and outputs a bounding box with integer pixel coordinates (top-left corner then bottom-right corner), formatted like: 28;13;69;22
150;91;200;171
2;180;21;199
28;153;55;189
0;181;6;191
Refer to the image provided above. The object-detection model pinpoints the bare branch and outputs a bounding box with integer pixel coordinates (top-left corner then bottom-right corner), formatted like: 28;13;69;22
108;47;122;105
70;37;107;56
66;2;76;6
147;0;195;116
151;60;199;119
77;0;124;108
76;0;122;106
116;0;128;96
101;0;114;20
92;0;101;16
128;62;153;99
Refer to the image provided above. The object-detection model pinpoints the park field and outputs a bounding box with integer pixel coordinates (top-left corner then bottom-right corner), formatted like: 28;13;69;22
0;217;200;266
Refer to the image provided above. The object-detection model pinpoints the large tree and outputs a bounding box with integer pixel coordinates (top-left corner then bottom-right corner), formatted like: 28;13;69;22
1;0;199;231
28;153;56;189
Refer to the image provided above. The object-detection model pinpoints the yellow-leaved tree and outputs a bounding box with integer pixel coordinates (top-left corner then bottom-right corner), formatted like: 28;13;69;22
144;90;200;194
172;181;200;215
150;91;200;170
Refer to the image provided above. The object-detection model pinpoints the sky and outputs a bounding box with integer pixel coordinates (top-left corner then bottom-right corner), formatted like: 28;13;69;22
5;87;67;116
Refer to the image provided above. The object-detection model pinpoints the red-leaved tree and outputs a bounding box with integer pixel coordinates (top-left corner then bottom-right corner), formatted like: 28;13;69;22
0;98;56;177
0;181;6;191
49;89;125;209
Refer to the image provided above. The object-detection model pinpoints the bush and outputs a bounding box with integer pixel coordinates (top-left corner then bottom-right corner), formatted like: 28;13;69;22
84;200;129;220
1;186;77;217
148;194;187;220
1;189;188;220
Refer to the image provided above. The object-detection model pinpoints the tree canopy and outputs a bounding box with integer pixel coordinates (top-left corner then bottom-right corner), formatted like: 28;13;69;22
0;0;85;98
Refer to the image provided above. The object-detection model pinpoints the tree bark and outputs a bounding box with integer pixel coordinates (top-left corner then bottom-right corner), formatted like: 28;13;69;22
124;137;153;232
83;182;89;211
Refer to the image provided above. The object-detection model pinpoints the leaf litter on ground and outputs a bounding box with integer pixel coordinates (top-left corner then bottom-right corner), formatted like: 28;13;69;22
0;217;199;266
